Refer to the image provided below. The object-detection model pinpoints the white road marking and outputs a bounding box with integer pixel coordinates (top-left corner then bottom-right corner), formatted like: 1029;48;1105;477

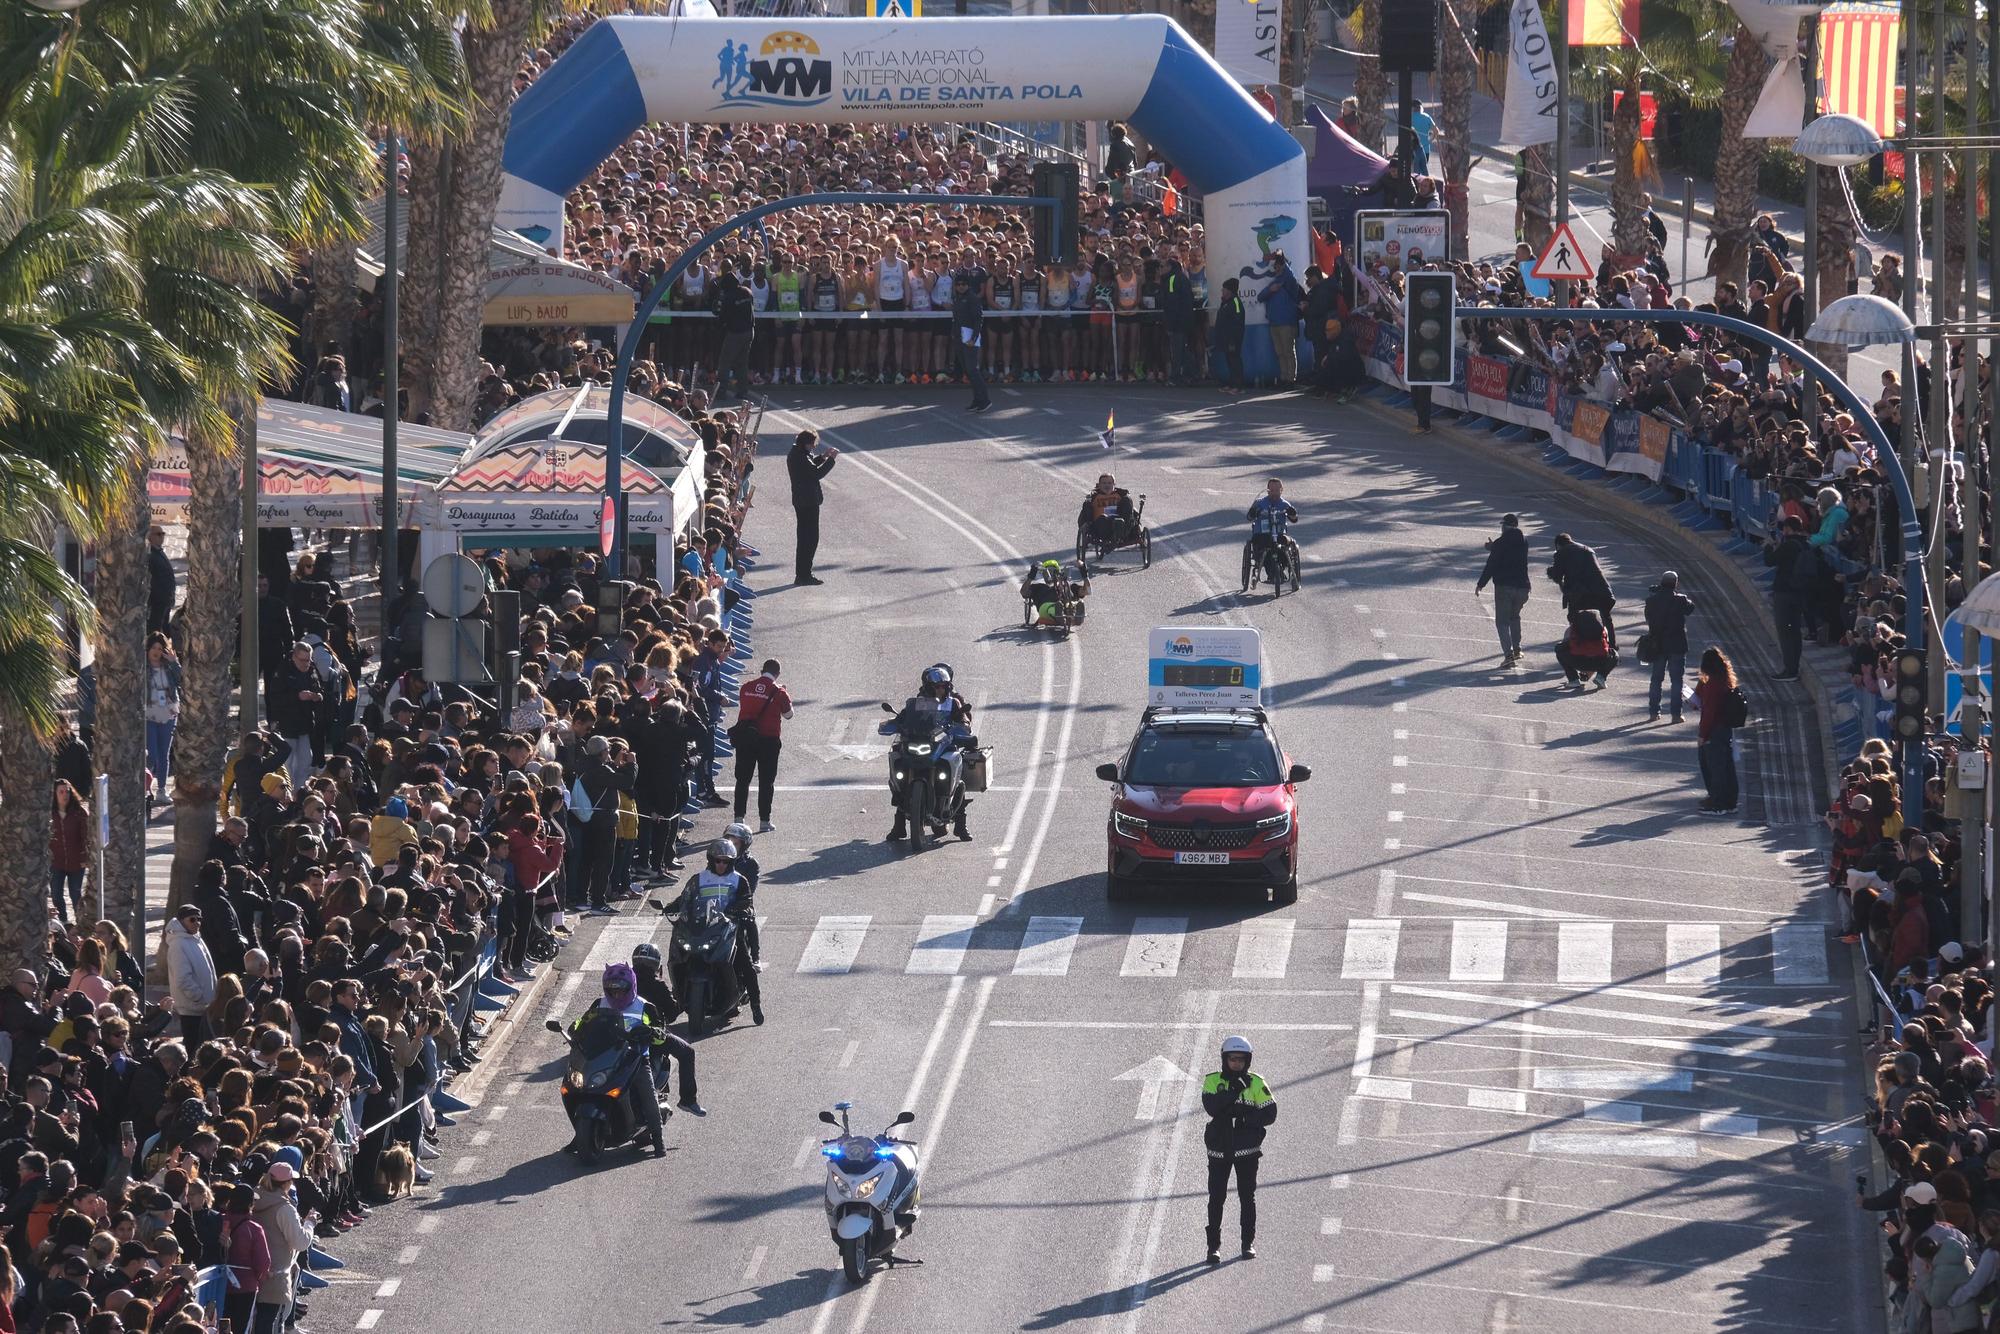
1771;924;1829;986
1402;892;1587;920
1665;923;1723;985
1581;1101;1643;1122
415;1216;440;1235
839;1040;860;1069
396;1246;421;1265
1535;1068;1692;1093
741;1244;767;1286
357;1313;384;1331
1528;1132;1697;1158
907;914;978;975
796;916;871;974
1120;918;1187;978
375;1279;400;1298
1700;1112;1760;1136
1557;922;1614;984
1342;920;1401;979
1232;919;1295;979
792;1135;817;1170
1450;919;1508;981
1468;1087;1528;1112
1013;915;1084;975
1357;1077;1413;1100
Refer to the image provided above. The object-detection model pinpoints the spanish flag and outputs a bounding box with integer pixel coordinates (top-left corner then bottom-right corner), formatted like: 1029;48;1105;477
1098;413;1115;450
1567;0;1637;46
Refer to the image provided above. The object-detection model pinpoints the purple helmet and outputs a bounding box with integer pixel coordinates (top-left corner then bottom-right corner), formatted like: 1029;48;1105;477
602;963;637;999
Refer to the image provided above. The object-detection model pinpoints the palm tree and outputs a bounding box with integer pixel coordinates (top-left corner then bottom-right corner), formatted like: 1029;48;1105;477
1596;0;1726;263
1709;22;1771;291
1435;0;1479;259
1354;0;1388;156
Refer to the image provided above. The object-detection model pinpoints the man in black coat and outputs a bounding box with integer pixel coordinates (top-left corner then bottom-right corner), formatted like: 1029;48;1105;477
950;250;991;412
255;574;295;711
576;734;635;913
1162;254;1199;386
1546;533;1619;649
146;526;176;636
786;428;838;587
1763;516;1815;681
1641;571;1696;722
1214;278;1247;393
1474;513;1532;667
268;642;323;788
713;267;757;403
629;695;694;878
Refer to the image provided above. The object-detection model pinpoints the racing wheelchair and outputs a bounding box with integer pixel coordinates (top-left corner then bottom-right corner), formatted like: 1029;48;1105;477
1021;561;1090;637
1076;494;1151;571
1242;534;1302;596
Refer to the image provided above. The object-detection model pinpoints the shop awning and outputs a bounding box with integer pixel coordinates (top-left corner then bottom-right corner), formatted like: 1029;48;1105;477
422;439;689;535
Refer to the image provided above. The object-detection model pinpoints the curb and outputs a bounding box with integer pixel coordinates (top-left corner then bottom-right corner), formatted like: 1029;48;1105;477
446;957;561;1109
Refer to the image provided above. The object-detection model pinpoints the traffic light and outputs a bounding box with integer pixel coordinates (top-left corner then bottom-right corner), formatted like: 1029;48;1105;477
1893;647;1928;742
1403;271;1456;386
1032;160;1078;267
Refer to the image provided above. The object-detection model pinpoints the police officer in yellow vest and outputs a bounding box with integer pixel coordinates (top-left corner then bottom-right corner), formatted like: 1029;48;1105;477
1201;1035;1277;1264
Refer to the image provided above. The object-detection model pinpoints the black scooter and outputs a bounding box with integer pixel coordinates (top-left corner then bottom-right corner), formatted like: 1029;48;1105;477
544;1012;659;1166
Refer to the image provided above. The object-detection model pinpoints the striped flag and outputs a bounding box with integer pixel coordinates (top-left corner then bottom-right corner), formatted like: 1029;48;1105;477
1098;412;1115;449
1567;0;1637;47
1820;2;1902;138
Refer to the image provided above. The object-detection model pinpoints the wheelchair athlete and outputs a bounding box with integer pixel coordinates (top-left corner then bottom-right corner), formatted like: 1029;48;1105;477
1078;473;1138;548
1021;558;1090;626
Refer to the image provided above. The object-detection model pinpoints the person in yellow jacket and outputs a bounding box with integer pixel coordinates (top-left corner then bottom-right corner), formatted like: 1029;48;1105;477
1201;1034;1276;1264
369;795;419;866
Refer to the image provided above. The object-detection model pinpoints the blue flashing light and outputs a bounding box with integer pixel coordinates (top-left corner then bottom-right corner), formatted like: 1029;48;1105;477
821;1145;842;1159
873;1145;897;1159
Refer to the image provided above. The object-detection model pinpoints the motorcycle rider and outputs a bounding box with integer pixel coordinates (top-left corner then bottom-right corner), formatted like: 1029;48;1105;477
1244;478;1298;591
1201;1034;1276;1264
881;665;975;843
724;821;763;969
630;943;707;1116
1077;473;1136;546
671;839;764;1026
569;962;671;1157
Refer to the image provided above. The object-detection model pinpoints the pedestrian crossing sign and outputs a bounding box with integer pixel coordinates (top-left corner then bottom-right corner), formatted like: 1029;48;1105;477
1531;222;1594;281
873;0;921;14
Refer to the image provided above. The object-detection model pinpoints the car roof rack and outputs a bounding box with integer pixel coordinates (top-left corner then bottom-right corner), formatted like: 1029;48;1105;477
1140;705;1268;725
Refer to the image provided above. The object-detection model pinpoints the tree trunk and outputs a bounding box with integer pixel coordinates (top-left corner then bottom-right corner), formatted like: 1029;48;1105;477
1940;165;1967;323
93;462;148;940
0;708;52;977
307;242;360;374
399;137;445;427
165;412;245;941
428;0;534;433
1355;0;1387;156
1709;24;1768;291
1609;59;1648;261
1812;162;1857;379
1522;145;1554;252
1437;0;1475;259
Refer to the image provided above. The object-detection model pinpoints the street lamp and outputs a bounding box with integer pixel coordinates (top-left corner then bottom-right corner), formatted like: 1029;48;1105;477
1805;293;1918;348
1794;113;1887;168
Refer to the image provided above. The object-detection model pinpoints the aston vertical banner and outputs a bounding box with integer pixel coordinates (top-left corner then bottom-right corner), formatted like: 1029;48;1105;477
1498;0;1558;147
1214;0;1282;89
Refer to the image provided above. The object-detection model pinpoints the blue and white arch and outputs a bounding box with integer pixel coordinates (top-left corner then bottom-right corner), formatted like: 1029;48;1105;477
499;15;1308;367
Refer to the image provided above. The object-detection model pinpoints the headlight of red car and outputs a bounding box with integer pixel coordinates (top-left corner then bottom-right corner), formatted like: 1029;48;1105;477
1112;810;1149;841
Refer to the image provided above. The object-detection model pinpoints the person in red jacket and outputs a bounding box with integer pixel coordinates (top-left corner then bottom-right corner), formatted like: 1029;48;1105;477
47;780;89;927
1888;878;1931;975
1694;647;1741;815
503;813;565;980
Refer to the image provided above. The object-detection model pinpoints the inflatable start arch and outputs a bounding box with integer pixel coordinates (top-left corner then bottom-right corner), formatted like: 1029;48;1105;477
499;15;1309;350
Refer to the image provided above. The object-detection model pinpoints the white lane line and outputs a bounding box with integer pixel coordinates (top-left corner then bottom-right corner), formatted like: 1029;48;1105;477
484;1106;508;1122
1528;1132;1697;1158
1342;920;1401;979
1402;892;1587;920
396;1245;421;1265
1391;985;1824;1038
1449;919;1508;981
792;1135;817;1170
1400;873;1771;919
839;1039;860;1069
1665;923;1723;986
1535;1068;1693;1093
469;1130;493;1147
741;1244;767;1286
1386;1009;1847;1066
357;1313;384;1331
1557;922;1614;984
1013;916;1085;975
796;915;871;974
1700;1112;1760;1137
1581;1101;1643;1123
1232;919;1295;979
375;1279;401;1298
1771;924;1829;986
907;914;978;975
1468;1087;1528;1112
1120;918;1187;978
415;1216;440;1235
1357;1077;1413;1100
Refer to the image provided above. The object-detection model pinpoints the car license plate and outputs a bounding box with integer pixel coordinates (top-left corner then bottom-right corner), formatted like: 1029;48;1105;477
1173;851;1231;866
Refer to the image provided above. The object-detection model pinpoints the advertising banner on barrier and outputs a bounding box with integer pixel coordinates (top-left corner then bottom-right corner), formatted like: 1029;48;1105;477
1465;356;1510;401
1638;415;1673;463
1608;409;1642;459
1509;366;1555;416
1354;210;1450;279
1568;400;1611;448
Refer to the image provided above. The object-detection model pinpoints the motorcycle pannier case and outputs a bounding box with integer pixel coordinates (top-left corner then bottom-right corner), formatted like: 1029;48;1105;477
963;748;991;793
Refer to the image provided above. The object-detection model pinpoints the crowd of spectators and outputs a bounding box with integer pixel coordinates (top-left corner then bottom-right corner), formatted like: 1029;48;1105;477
35;371;760;1331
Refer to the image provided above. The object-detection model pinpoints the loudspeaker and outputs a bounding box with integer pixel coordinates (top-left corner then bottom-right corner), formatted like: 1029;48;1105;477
1381;1;1438;72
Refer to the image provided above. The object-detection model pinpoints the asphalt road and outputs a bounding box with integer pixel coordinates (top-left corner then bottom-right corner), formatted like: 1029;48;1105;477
305;385;1874;1334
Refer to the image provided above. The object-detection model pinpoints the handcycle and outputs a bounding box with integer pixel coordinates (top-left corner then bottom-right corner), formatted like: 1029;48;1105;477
1241;532;1302;596
1076;494;1151;572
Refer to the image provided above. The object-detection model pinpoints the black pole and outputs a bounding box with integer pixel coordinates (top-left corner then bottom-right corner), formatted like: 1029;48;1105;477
381;137;401;627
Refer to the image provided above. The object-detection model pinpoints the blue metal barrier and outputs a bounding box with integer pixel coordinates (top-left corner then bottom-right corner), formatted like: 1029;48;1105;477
1700;449;1736;514
1663;435;1702;498
1731;472;1778;541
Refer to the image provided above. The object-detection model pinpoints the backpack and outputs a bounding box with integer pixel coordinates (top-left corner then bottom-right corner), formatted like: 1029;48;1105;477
1723;687;1750;729
568;776;595;824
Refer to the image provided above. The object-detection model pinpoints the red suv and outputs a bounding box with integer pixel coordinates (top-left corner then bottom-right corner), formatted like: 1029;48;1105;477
1095;707;1309;905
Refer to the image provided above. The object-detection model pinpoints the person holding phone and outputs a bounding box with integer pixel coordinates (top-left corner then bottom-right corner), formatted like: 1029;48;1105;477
786;428;838;587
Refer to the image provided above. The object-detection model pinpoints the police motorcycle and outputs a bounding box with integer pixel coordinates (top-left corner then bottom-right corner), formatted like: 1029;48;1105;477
543;997;661;1166
818;1101;923;1285
877;664;985;852
653;840;749;1037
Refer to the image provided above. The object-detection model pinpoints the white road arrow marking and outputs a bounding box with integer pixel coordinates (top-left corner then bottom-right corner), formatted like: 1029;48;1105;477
1115;1055;1195;1121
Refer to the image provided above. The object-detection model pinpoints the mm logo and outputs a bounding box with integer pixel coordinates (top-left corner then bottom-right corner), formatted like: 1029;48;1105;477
713;31;833;108
1167;636;1195;657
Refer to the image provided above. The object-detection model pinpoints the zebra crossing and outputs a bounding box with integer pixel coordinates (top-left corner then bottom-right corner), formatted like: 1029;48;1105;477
784;913;1835;986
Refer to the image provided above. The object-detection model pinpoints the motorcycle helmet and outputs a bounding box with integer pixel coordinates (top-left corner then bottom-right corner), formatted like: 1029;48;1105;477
602;962;638;999
1220;1035;1253;1061
924;664;953;688
631;943;662;974
723;821;754;854
706;838;737;866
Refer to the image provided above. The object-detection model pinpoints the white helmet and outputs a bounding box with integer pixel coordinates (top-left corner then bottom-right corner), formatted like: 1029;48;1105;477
1220;1035;1253;1058
724;821;754;853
